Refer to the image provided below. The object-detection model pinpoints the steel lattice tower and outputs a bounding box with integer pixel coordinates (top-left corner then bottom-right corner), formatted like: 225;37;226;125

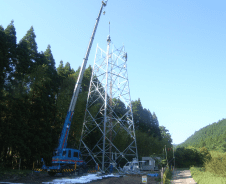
79;35;138;173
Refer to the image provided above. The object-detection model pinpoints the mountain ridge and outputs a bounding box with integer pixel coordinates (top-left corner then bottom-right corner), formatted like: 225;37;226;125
179;118;226;152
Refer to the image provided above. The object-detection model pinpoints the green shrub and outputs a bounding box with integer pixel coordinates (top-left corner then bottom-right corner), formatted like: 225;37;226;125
204;154;226;177
175;147;211;168
190;166;226;184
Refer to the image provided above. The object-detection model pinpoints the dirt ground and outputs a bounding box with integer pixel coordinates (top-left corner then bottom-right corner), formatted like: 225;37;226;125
0;172;56;184
90;174;161;184
0;171;161;184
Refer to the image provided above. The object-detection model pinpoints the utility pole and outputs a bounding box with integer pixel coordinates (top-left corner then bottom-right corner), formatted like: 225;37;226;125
165;145;169;167
173;146;175;171
163;148;164;159
165;145;167;161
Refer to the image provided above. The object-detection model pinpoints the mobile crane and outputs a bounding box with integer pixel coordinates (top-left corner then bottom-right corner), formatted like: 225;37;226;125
41;1;108;176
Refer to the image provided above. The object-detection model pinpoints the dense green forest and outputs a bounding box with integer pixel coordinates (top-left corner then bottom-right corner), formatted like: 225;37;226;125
174;118;226;183
173;118;226;168
179;118;226;152
162;122;226;183
0;21;172;169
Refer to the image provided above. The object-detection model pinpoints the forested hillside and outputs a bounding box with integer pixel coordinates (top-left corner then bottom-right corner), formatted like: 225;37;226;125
180;118;226;152
0;21;172;169
177;119;226;183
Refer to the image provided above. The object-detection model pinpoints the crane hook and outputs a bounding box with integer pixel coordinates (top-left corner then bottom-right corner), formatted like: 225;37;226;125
102;1;107;6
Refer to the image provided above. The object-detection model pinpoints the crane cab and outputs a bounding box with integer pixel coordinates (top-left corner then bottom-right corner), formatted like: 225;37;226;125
52;148;84;165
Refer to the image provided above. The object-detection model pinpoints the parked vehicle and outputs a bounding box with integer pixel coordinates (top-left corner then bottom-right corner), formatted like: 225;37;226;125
123;158;139;171
140;157;161;171
140;157;155;171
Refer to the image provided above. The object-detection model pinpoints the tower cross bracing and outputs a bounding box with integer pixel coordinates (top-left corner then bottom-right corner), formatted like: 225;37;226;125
79;36;138;173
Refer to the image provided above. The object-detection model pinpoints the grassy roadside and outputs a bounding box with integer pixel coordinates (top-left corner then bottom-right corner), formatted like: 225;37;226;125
190;167;226;184
163;168;172;184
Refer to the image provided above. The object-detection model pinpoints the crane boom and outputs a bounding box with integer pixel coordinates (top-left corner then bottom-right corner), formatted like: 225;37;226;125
57;1;107;151
69;1;107;112
41;1;108;176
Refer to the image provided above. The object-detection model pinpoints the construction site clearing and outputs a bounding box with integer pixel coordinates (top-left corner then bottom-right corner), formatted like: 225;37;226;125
0;170;161;184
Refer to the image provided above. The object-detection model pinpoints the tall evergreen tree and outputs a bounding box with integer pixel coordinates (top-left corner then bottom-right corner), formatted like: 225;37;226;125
22;26;37;55
132;98;143;130
152;112;159;126
0;21;17;94
4;20;17;65
57;60;64;77
0;25;8;94
44;45;56;70
44;44;58;94
159;126;172;147
21;26;37;69
0;21;18;167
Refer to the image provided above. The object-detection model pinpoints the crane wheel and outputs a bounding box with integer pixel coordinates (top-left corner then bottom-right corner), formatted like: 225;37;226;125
78;167;84;175
48;172;56;176
62;166;71;176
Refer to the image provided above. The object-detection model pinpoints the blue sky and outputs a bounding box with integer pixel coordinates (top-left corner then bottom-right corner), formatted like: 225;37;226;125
1;0;226;145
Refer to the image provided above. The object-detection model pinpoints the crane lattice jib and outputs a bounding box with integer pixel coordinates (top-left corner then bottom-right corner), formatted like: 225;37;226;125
57;1;107;151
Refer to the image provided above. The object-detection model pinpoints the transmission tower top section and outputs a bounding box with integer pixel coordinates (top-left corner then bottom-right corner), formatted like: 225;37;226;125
107;35;111;43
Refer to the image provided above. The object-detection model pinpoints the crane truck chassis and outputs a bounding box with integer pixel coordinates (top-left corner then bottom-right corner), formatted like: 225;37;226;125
41;148;85;176
40;0;107;176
